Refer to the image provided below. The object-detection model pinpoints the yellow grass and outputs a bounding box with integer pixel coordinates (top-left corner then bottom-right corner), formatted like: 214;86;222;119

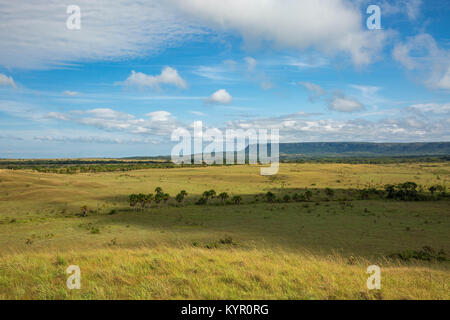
0;163;449;299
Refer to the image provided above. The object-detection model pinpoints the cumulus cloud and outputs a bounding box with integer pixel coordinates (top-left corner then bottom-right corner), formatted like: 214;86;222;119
123;67;187;90
46;108;178;136
300;82;365;112
146;111;172;121
1;1;388;69
205;89;233;104
328;92;364;112
171;0;387;65
406;103;450;115
393;33;450;90
0;74;16;88
226;110;450;142
300;82;327;102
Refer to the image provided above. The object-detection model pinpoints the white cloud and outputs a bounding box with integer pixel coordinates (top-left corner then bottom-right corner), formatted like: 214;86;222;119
63;91;79;96
244;57;257;71
82;108;134;120
124;67;187;90
190;111;206;116
171;0;387;65
0;74;16;88
406;103;450;115
47;112;68;121
393;33;450;90
436;67;450;90
227;111;450;142
0;1;203;69
1;1;388;69
350;85;380;96
300;82;326;102
192;65;233;81
205;89;232;104
146;111;172;121
328;92;364;112
45;107;178;136
381;0;422;20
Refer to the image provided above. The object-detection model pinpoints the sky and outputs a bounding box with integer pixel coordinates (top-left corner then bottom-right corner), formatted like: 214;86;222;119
0;0;449;158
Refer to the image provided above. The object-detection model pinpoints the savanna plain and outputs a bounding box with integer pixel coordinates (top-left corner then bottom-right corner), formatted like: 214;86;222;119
0;162;449;300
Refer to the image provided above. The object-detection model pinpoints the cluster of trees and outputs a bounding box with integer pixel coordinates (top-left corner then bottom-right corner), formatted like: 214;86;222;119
124;182;449;214
385;182;446;201
195;190;242;205
260;190;313;203
2;160;175;174
129;187;184;211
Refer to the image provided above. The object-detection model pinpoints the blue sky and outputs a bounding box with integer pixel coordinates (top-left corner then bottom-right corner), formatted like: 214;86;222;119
0;0;449;158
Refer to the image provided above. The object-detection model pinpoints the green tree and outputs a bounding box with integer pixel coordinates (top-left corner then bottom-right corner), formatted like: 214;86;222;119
145;193;154;212
218;192;229;205
176;190;188;206
137;193;146;211
304;190;313;201
264;191;276;203
154;193;163;208
129;194;138;211
232;195;242;205
163;193;170;207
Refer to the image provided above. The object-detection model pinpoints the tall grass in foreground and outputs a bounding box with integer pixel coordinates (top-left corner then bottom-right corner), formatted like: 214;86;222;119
0;247;448;300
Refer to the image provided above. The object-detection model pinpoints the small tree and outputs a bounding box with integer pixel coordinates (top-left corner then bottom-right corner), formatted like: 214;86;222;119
208;189;216;202
325;188;335;199
176;190;188;206
145;193;154;212
154;193;163;208
232;195;242;205
163;193;170;207
264;191;276;203
175;193;184;206
218;192;229;205
129;194;138;211
304;190;313;201
137;193;146;211
283;194;291;203
155;187;163;194
80;205;88;217
203;190;216;204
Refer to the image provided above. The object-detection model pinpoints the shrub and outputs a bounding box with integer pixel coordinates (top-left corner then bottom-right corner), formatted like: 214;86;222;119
325;188;334;199
195;197;208;205
388;246;447;262
264;191;276;203
232;195;242;205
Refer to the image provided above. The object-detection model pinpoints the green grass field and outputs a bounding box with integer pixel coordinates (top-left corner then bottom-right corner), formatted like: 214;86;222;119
0;163;449;299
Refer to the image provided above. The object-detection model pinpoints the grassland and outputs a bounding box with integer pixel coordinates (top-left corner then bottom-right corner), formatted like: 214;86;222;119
0;162;449;299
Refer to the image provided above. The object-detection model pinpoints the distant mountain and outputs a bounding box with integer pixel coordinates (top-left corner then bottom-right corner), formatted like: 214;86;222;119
278;142;450;157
